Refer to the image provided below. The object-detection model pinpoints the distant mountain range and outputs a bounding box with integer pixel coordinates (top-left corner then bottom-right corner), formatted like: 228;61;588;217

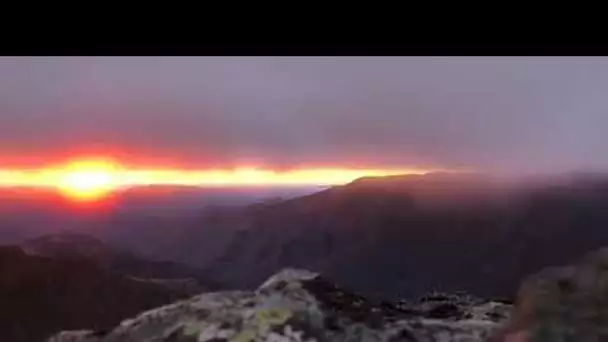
0;185;318;246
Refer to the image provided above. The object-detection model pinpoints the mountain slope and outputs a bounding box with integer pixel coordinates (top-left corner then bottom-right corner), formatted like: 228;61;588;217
200;172;608;300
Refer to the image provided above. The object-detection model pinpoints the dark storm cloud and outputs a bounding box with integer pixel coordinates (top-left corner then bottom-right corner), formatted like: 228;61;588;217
1;56;608;173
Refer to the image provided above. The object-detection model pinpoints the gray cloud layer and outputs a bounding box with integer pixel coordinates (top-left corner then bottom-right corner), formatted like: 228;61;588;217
1;57;607;173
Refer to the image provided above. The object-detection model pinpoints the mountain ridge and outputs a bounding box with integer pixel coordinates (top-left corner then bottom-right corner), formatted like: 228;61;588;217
194;172;608;299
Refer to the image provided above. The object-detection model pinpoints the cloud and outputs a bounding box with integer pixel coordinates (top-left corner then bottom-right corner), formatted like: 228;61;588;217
0;57;608;174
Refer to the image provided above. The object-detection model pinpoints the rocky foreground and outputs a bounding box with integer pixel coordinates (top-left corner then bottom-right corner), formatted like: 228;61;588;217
49;246;608;342
48;269;510;342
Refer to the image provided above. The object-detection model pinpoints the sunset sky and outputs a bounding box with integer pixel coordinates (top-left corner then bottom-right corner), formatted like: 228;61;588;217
1;57;608;175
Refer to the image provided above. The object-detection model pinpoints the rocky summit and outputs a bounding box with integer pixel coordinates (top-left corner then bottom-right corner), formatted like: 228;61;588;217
48;269;510;342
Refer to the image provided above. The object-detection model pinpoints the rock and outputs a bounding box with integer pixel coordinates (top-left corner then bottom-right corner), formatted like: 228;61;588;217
395;292;511;323
494;247;608;342
48;269;509;342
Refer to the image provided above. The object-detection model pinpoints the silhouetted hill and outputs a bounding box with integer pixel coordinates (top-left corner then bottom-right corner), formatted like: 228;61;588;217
199;172;608;300
23;233;111;261
0;246;198;342
22;232;222;291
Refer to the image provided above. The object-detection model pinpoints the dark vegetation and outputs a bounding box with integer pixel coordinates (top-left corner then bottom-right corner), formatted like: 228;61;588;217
0;246;195;342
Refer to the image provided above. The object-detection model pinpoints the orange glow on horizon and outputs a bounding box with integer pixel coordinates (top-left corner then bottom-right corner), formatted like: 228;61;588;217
0;157;439;202
56;159;120;202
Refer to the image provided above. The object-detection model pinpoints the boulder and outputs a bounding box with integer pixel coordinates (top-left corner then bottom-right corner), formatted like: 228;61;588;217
495;247;608;342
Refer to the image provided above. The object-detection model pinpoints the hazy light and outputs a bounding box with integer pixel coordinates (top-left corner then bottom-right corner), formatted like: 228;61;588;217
0;157;436;202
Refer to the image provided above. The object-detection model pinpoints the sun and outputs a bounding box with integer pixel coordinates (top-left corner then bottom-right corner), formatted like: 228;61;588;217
56;159;121;202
